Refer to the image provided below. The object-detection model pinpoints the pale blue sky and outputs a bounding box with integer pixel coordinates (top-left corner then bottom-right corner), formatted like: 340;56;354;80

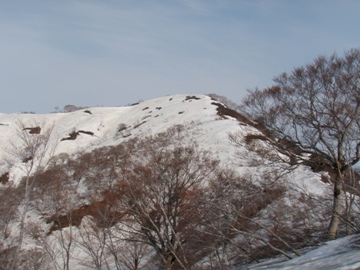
1;0;359;113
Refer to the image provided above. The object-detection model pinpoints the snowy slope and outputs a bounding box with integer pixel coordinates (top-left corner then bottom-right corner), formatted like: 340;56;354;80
0;94;265;181
246;234;360;270
0;94;341;269
0;95;226;157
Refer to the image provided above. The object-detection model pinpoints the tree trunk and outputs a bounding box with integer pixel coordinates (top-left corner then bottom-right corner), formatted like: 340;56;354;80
162;256;175;270
9;174;32;270
327;175;343;239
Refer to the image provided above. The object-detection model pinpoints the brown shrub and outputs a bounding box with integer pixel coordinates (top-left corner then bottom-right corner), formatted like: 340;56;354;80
244;133;268;144
0;172;9;184
23;126;41;134
185;95;201;101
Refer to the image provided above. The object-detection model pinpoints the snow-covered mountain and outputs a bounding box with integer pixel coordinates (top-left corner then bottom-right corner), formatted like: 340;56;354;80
1;95;243;165
0;94;356;269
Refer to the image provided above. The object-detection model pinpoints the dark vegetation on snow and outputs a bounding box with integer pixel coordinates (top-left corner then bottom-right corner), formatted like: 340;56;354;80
0;123;337;269
185;95;201;101
211;101;252;125
23;126;41;134
60;130;95;141
0;172;9;185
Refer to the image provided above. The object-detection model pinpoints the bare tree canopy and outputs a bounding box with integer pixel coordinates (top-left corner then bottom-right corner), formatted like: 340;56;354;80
242;48;360;239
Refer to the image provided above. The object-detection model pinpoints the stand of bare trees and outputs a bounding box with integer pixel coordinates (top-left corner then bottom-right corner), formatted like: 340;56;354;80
2;121;57;270
242;48;360;239
0;120;339;269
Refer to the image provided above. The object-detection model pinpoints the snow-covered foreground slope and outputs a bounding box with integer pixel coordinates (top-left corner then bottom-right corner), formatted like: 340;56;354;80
246;234;360;270
0;94;348;269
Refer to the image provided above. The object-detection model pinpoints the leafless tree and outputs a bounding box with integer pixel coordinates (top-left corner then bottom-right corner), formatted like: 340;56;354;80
110;131;220;270
0;186;22;241
342;168;360;234
4;120;58;269
75;216;110;270
106;232;149;270
17;247;50;270
242;48;360;239
199;168;304;268
26;216;75;270
35;201;76;270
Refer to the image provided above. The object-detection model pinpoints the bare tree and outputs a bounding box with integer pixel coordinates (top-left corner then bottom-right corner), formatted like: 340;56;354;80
75;217;110;270
106;233;149;270
34;231;67;270
4;120;58;269
117;240;148;270
39;171;78;270
242;48;360;239
342;168;360;234
35;199;76;270
17;247;50;270
111;134;219;270
0;186;22;241
199;168;305;268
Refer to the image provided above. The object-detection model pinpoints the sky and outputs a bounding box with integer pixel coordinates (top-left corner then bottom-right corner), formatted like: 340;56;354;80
1;0;360;113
